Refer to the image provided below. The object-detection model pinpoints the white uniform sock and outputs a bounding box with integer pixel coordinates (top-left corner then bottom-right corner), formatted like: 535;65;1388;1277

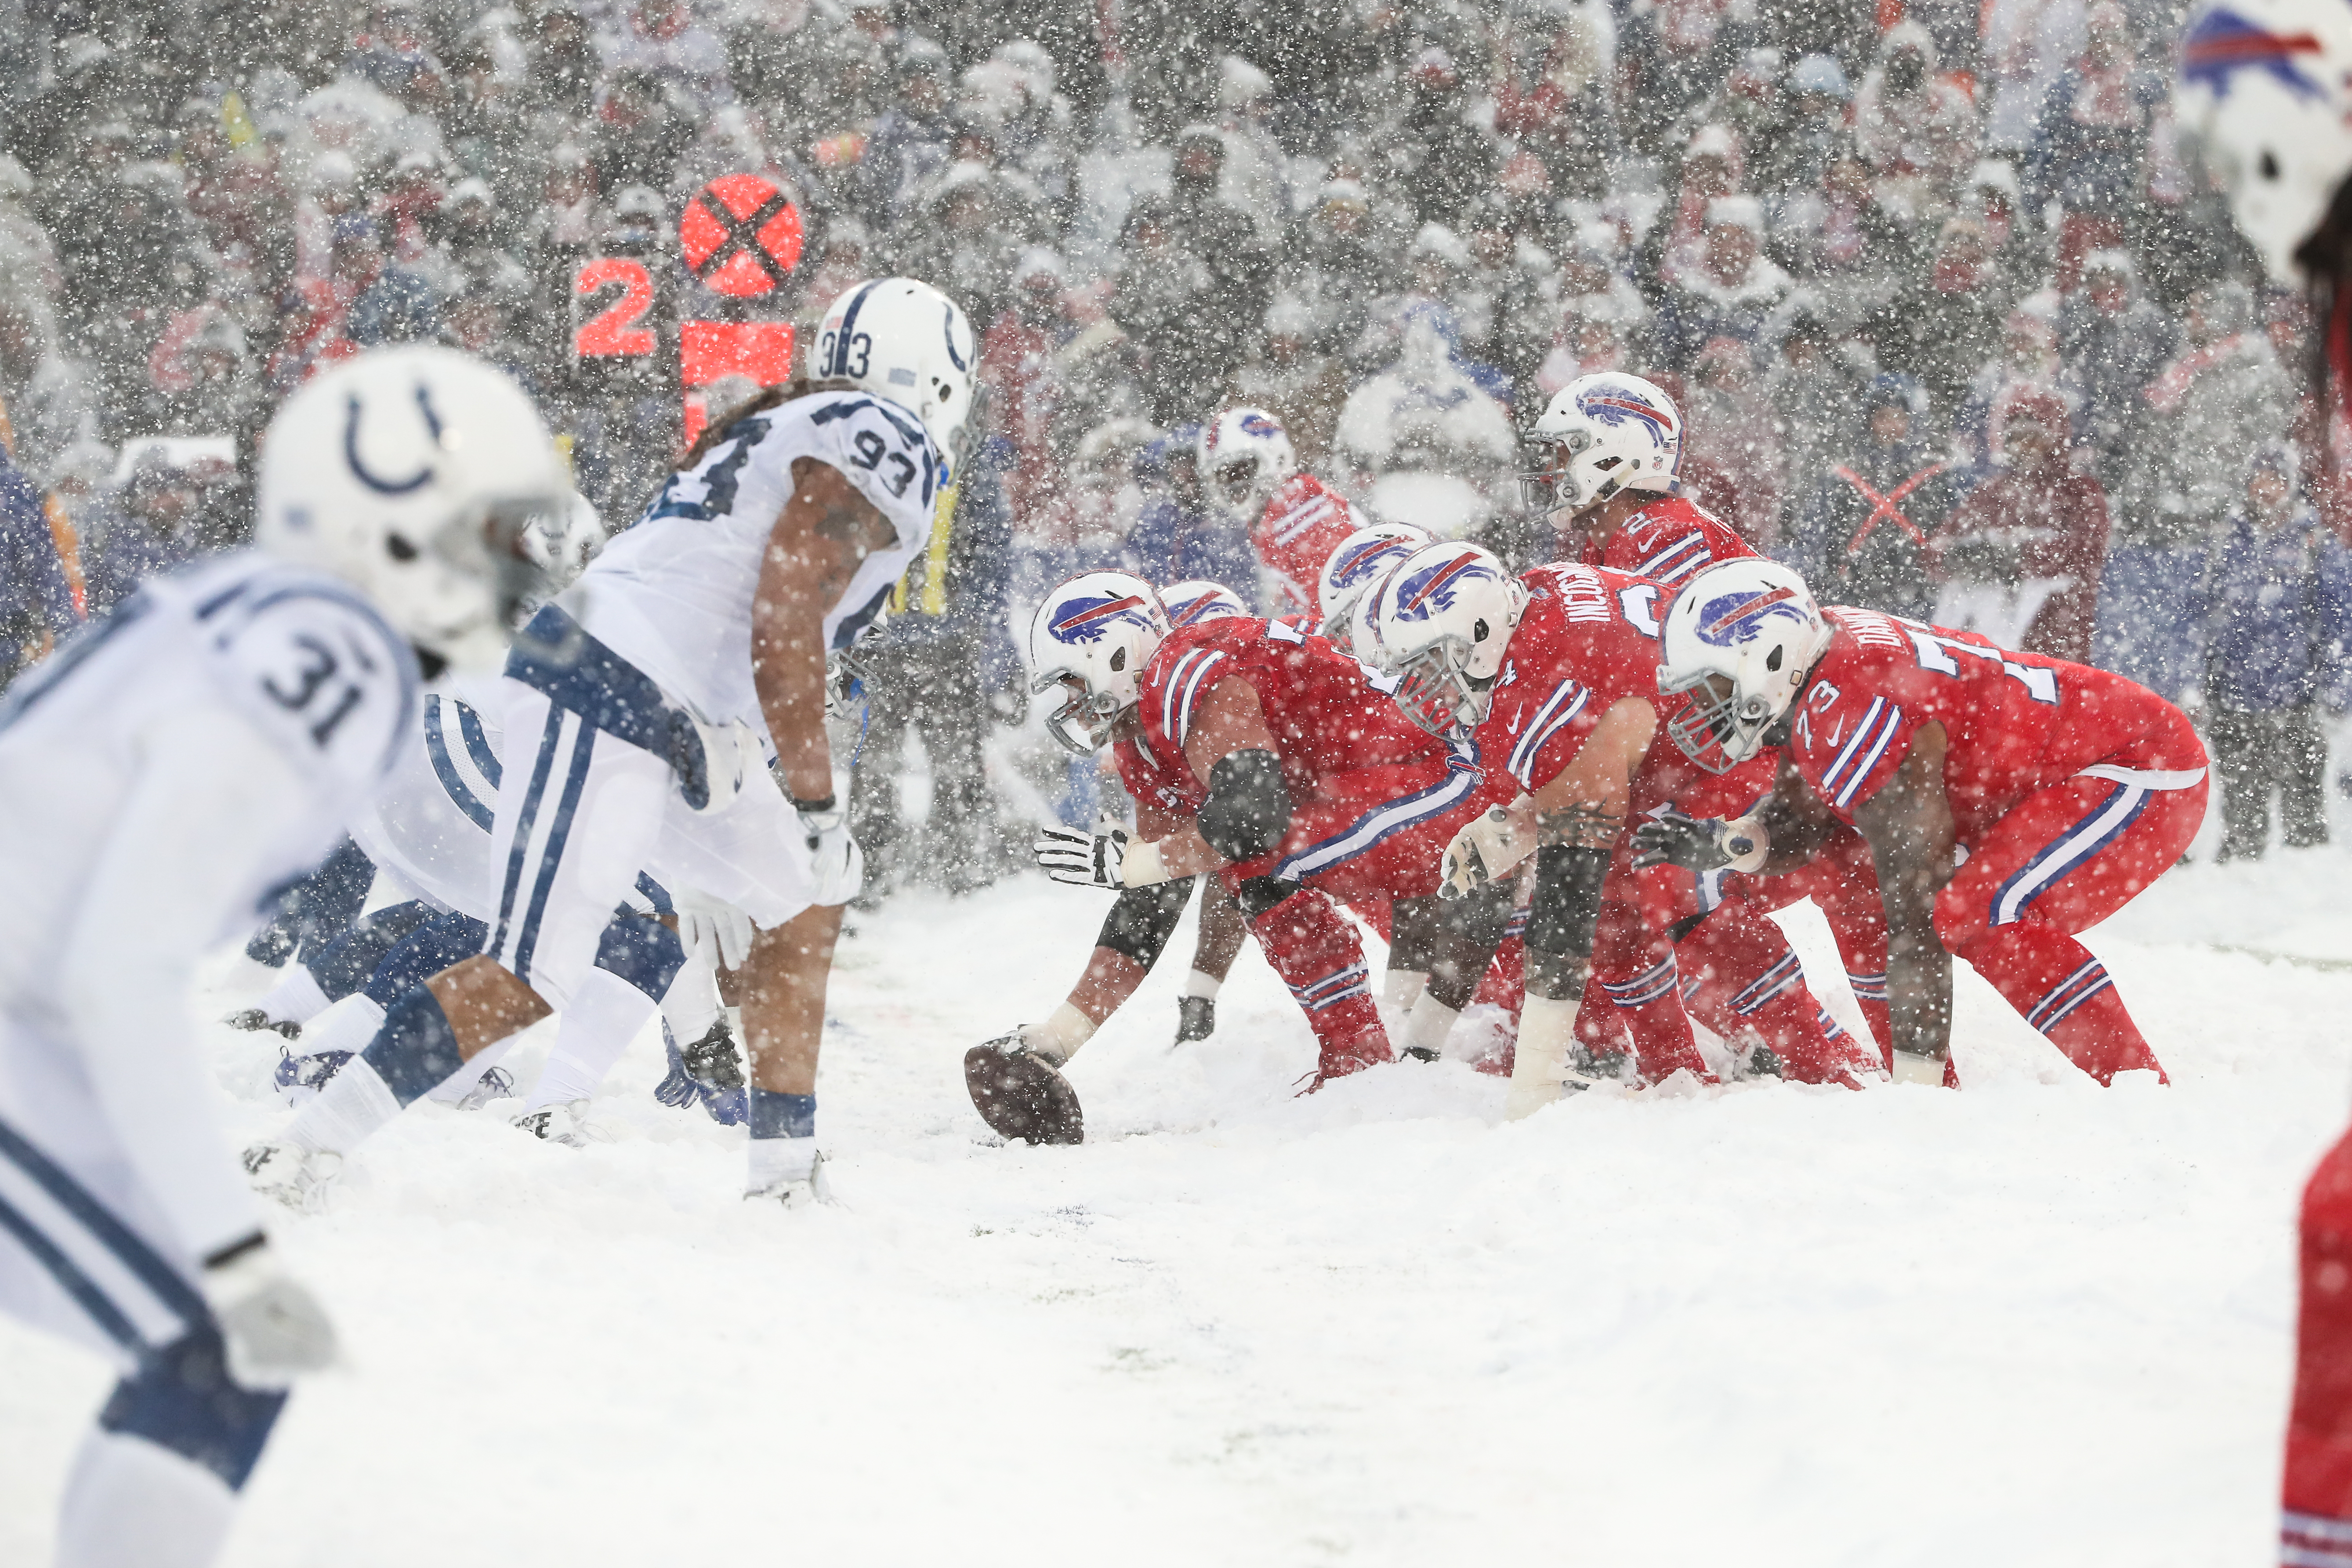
1182;969;1222;1001
660;944;724;1043
287;1055;401;1155
1405;995;1461;1057
255;965;330;1027
1504;996;1583;1121
521;968;657;1115
57;1431;235;1568
1381;968;1428;1011
424;1032;519;1104
1022;1002;1097;1067
746;1133;817;1191
294;995;387;1061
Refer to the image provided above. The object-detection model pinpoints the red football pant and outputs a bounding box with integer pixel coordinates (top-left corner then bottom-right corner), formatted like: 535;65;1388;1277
1934;772;2206;1084
2287;1126;2352;1560
1673;899;1883;1089
1226;877;1392;1083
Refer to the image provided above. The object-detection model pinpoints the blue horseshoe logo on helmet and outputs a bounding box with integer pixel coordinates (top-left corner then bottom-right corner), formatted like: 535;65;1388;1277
344;385;447;496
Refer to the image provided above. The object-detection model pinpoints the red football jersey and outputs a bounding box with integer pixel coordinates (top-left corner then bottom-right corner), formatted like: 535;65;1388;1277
1115;616;1432;816
1251;474;1364;617
1785;607;2204;842
1576;493;1755;586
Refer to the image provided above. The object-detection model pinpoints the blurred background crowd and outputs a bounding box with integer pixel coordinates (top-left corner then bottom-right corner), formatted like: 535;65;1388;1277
0;0;2344;896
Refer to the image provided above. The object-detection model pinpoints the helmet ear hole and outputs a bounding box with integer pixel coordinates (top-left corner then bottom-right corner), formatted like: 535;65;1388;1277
386;533;419;562
1110;647;1126;672
1472;618;1489;641
1766;645;1783;671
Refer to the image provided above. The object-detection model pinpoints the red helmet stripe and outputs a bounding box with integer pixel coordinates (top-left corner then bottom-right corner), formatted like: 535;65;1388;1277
1402;554;1480;612
1054;593;1146;631
1699;585;1797;641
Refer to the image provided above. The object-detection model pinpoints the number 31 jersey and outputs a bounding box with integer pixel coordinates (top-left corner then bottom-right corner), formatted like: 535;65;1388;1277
1785;606;2203;844
565;391;945;732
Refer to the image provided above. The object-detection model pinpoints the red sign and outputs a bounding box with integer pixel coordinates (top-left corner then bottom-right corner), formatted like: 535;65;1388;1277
680;320;796;444
677;174;803;298
572;258;656;359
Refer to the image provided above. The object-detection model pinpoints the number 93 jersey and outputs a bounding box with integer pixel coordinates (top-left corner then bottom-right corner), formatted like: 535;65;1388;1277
565;391;945;731
0;551;418;994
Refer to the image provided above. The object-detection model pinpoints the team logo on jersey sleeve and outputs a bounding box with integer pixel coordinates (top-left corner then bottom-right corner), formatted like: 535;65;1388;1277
1694;587;1805;647
1048;594;1154;644
1391;555;1493;621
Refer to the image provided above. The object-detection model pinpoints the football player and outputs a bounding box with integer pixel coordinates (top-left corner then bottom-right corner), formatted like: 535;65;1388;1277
245;278;975;1206
968;571;1515;1141
1525;373;1751;587
1200;406;1369;618
1356;543;1884;1115
0;345;565;1568
1646;558;2206;1087
1313;521;1429;649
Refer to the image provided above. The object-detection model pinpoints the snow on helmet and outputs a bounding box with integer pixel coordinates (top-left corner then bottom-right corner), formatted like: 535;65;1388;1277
1197;405;1298;519
811;275;979;471
1359;541;1528;742
1523;372;1682;516
255;344;571;674
1658;558;1834;773
1315;521;1430;643
1160;578;1249;627
2176;0;2352;285
1026;570;1173;754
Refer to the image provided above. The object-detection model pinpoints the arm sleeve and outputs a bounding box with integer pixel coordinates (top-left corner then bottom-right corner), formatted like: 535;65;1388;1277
57;706;312;1262
1790;684;1921;820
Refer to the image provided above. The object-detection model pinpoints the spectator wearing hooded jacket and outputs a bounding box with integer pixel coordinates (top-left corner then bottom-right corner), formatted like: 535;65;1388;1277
1927;386;2109;663
1652;196;1789;372
2201;448;2352;860
2104;280;2292;701
1782;372;1957;620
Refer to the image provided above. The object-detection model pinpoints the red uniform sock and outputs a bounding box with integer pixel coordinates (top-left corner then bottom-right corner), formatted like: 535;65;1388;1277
1952;923;2165;1084
1244;884;1392;1085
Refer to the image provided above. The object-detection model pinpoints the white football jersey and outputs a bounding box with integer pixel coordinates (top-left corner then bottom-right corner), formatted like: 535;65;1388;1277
0;552;417;1022
562;390;944;735
348;671;508;920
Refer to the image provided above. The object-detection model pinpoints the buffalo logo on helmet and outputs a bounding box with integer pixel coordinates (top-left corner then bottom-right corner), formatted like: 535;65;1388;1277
2180;8;2327;100
1328;536;1413;588
1391;553;1493;622
1163;586;1239;627
1694;587;1806;648
1048;593;1155;645
1238;411;1282;439
1576;382;1675;451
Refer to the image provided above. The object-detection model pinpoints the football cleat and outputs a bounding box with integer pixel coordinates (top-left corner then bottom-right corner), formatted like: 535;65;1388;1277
242;1141;342;1213
228;1008;304;1040
511;1101;608;1148
448;1065;515;1111
273;1048;352;1106
1174;996;1216;1045
747;1149;836;1208
652;1018;748;1126
965;1035;1084;1145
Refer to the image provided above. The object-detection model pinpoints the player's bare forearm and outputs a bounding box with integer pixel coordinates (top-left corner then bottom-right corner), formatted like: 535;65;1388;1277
1853;727;1958;1071
1179;675;1279;781
1528;695;1652;832
754;457;893;802
1753;757;1845;874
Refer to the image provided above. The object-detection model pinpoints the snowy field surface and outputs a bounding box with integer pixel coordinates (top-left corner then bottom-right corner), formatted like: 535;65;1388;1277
4;821;2350;1566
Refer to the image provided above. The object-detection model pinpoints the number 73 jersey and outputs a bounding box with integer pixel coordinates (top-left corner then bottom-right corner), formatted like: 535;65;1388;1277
1785;606;2201;844
567;391;945;732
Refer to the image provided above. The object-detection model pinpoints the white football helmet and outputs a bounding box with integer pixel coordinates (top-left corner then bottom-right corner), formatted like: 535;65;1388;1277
2176;0;2352;284
1315;521;1430;642
1359;541;1528;742
255;345;571;674
1657;558;1835;773
1160;578;1249;628
1027;570;1173;754
1523;372;1682;517
810;276;980;471
1197;406;1298;518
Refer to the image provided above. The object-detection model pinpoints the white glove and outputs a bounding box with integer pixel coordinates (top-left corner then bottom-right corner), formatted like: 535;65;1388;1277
199;1236;339;1389
798;797;863;907
1440;801;1537;901
1034;821;1171;888
674;885;757;970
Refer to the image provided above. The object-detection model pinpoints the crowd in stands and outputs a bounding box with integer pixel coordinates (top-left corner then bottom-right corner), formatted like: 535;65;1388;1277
1;0;2348;890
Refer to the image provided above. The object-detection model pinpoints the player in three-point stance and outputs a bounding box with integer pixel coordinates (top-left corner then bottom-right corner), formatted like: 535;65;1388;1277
0;344;566;1567
1643;558;2205;1086
244;277;975;1205
1354;543;1881;1117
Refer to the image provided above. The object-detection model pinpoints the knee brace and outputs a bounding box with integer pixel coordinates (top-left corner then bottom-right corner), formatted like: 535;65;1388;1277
593;907;688;1001
98;1323;288;1492
1096;879;1196;968
1198;750;1291;863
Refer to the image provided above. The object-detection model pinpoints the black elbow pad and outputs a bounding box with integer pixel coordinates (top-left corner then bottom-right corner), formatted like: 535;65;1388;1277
1525;844;1611;962
1197;749;1291;863
1096;879;1196;969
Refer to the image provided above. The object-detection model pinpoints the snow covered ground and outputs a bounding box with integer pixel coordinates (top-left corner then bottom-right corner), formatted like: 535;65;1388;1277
5;815;2351;1565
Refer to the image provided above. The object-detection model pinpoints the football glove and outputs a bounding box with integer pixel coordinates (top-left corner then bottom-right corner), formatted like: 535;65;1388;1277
674;886;757;970
1036;822;1132;889
1439;803;1535;901
200;1235;339;1388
